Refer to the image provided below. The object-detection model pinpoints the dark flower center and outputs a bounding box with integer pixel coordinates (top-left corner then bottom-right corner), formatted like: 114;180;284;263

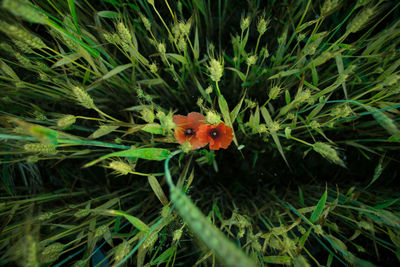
184;128;195;137
209;129;219;139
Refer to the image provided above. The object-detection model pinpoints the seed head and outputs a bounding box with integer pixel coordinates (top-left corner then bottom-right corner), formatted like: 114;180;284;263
114;241;131;263
72;86;95;109
40;243;64;263
257;17;270;35
57;115;76;129
206;111;221;125
160;112;175;132
177;36;187;51
94;225;109;239
256;124;268;134
330;104;352;118
172;24;181;39
368;107;400;136
347;7;375;34
61;33;79;51
269;121;281;133
15;52;31;67
321;0;340;16
196;97;204;108
140;13;152;31
141;107;155;123
269;85;282;100
205;86;213;95
295;89;312;105
313;142;345;167
103;33;113;43
181;141;193;153
0;21;46;50
117;23;131;44
240;16;251;31
313;225;323;235
303;37;324;56
111;33;121;44
156;110;165;120
310;120;321;130
24;143;57;154
149;63;158;73
246;55;258;66
246;99;257;109
179;21;191;36
157;42;166;54
2;0;47;24
108;161;132;176
120;42;129;52
142;231;158;249
207;58;224;82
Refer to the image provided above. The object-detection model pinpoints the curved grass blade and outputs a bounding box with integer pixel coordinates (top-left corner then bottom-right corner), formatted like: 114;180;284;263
83;148;170;168
102;210;150;232
67;0;80;34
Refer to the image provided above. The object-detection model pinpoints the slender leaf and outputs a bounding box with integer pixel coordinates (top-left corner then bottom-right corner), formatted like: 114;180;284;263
218;95;238;146
102;64;132;80
309;187;328;224
104;210;149;232
97;10;121;18
67;0;80;33
83;148;170;167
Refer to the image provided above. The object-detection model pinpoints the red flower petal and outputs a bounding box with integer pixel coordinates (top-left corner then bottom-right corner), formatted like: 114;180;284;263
173;112;208;150
197;123;234;150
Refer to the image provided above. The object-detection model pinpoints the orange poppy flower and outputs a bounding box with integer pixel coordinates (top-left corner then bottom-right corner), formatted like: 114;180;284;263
173;112;208;149
197;122;234;150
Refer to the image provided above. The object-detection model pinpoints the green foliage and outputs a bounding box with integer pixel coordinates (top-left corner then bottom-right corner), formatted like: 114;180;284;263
1;0;400;266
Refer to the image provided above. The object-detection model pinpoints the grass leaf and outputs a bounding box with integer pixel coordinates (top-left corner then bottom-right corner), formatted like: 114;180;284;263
309;187;328;224
102;63;132;80
105;210;150;232
218;95;238;146
97;10;121;18
67;0;80;34
83;148;170;167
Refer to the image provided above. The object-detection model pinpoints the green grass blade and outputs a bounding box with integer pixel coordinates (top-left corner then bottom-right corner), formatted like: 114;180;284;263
83;148;170;167
219;95;238;146
309;187;328;224
67;0;80;34
104;210;150;232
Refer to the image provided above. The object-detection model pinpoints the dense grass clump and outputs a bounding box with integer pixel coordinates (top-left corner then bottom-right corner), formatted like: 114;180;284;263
1;0;400;266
